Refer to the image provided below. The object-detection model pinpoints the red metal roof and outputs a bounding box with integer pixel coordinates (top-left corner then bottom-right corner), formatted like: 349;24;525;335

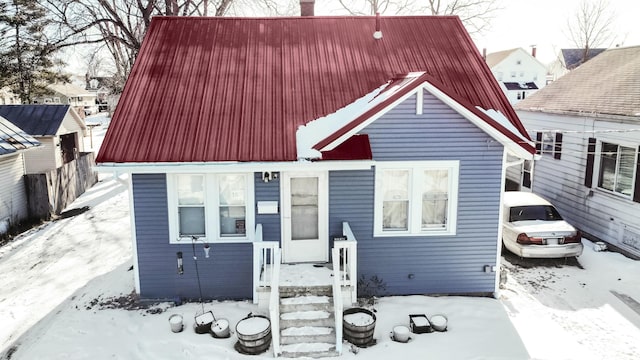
97;16;533;164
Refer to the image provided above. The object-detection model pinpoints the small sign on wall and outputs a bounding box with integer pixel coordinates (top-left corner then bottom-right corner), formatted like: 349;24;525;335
257;201;278;214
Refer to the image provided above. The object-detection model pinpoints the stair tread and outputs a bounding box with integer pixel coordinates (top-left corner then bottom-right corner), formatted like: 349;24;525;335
281;295;331;305
281;310;331;320
282;326;334;336
280;342;336;353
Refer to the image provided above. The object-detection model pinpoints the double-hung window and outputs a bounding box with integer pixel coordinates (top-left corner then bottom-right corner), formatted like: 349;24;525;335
168;173;254;243
598;142;637;197
374;161;459;236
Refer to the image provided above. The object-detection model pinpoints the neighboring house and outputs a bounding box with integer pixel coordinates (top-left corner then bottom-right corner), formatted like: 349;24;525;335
0;105;86;173
0;116;40;235
514;46;640;259
0;87;20;105
85;74;113;112
32;83;98;116
96;15;536;307
547;48;607;82
485;47;548;104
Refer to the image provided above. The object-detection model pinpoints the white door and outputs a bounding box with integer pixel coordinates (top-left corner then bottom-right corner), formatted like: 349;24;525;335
282;172;328;263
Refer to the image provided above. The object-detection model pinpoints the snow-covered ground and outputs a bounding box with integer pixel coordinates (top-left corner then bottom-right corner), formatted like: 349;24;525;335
1;124;639;359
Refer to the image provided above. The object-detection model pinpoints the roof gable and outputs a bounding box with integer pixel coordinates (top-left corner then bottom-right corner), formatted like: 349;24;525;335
517;46;640;117
0;105;72;136
97;16;533;164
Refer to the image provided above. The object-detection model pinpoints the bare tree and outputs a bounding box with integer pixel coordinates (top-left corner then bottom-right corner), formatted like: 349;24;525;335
335;0;501;34
566;0;616;62
43;0;238;91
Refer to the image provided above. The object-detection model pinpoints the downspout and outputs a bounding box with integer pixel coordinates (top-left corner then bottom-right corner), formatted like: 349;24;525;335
494;148;509;298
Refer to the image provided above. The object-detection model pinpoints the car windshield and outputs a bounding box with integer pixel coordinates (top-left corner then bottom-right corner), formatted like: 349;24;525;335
509;205;563;222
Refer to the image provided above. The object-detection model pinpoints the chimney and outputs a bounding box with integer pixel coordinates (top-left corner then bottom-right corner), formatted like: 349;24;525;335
482;48;487;60
300;0;314;16
531;45;537;58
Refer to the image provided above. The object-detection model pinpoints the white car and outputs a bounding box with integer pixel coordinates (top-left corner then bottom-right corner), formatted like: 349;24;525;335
502;191;583;258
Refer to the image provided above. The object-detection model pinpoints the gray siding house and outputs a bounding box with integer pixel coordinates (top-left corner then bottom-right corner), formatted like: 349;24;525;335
514;46;640;259
96;15;536;306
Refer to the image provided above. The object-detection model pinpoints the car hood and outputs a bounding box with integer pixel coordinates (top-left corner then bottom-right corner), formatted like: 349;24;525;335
509;220;576;235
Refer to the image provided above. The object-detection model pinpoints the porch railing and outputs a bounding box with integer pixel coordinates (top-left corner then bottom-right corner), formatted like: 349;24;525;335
270;248;282;357
331;247;344;355
252;224;279;304
334;221;358;304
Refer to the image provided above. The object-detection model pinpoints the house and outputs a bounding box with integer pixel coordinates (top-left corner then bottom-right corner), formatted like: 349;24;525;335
0;105;86;173
96;13;536;306
485;47;548;104
514;46;640;259
0;105;98;218
32;83;98;116
0;116;40;235
85;74;114;112
547;47;607;82
0;87;20;105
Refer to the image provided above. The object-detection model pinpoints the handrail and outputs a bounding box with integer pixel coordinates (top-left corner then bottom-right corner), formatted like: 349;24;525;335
269;248;282;357
334;222;358;304
331;247;344;355
252;224;278;303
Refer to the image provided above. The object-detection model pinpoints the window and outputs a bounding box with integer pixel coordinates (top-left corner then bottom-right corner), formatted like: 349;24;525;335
510;71;516;78
519;71;524;77
496;72;503;81
522;160;532;189
598;142;637;197
537;131;562;159
375;161;459;236
168;173;254;243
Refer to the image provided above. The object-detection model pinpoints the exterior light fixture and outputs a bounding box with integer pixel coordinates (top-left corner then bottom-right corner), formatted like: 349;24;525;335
204;243;210;258
177;252;184;275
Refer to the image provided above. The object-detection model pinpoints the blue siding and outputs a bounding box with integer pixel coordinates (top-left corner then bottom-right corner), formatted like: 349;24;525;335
329;92;503;295
254;172;281;243
132;173;253;300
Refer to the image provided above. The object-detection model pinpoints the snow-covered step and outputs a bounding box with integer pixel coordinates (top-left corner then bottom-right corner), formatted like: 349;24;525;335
279;285;333;298
280;342;339;359
280;326;335;345
280;310;334;328
280;295;333;312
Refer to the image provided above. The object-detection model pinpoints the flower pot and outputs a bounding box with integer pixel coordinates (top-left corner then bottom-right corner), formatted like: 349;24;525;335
343;307;376;347
211;318;230;338
235;314;271;355
392;325;410;343
169;314;183;333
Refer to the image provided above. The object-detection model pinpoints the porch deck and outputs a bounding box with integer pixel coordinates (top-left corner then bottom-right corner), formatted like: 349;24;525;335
274;263;335;287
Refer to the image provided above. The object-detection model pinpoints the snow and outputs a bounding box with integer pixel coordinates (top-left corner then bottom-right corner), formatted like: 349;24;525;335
236;316;270;336
410;315;429;327
281;311;330;321
344;312;374;327
281;295;330;305
1;128;640;359
282;326;332;336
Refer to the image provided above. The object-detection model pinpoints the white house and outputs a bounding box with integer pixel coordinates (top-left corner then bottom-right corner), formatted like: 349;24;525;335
0;87;20;105
0;116;40;235
514;46;640;259
485;47;548;104
32;83;97;117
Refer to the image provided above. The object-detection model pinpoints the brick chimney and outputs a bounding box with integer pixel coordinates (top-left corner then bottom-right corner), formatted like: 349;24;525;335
482;48;487;60
300;0;314;16
531;45;537;58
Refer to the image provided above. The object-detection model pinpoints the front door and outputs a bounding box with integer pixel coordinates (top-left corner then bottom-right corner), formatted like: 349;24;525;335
282;172;328;263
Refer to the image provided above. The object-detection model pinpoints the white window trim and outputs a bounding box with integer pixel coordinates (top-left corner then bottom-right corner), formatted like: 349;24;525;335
374;160;459;237
167;173;255;244
595;141;638;200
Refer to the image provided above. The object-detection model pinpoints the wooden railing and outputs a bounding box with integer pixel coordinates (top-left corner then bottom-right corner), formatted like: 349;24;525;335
252;224;279;303
269;248;282;357
331;247;344;355
334;221;358;304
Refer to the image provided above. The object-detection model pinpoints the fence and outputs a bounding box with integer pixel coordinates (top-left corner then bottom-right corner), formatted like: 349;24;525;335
24;152;98;219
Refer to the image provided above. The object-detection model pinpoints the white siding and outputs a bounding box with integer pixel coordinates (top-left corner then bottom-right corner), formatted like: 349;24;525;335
517;110;640;256
23;137;57;174
0;154;29;231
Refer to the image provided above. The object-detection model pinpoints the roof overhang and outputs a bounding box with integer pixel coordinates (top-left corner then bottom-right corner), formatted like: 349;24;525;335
310;73;536;160
94;160;375;174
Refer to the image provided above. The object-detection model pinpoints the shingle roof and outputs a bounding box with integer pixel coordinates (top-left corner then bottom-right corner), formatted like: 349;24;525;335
0;116;40;156
0;105;71;136
48;83;95;97
503;82;538;90
516;46;640;117
561;48;607;70
485;48;519;68
97;16;532;164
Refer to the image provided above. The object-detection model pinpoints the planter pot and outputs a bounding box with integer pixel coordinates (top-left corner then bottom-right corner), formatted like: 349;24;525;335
211;318;230;338
235;314;272;355
194;311;215;334
430;314;448;332
343;307;376;347
168;314;183;333
391;325;410;343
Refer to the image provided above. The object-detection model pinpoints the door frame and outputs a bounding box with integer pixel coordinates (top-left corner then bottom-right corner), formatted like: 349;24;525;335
280;171;329;263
